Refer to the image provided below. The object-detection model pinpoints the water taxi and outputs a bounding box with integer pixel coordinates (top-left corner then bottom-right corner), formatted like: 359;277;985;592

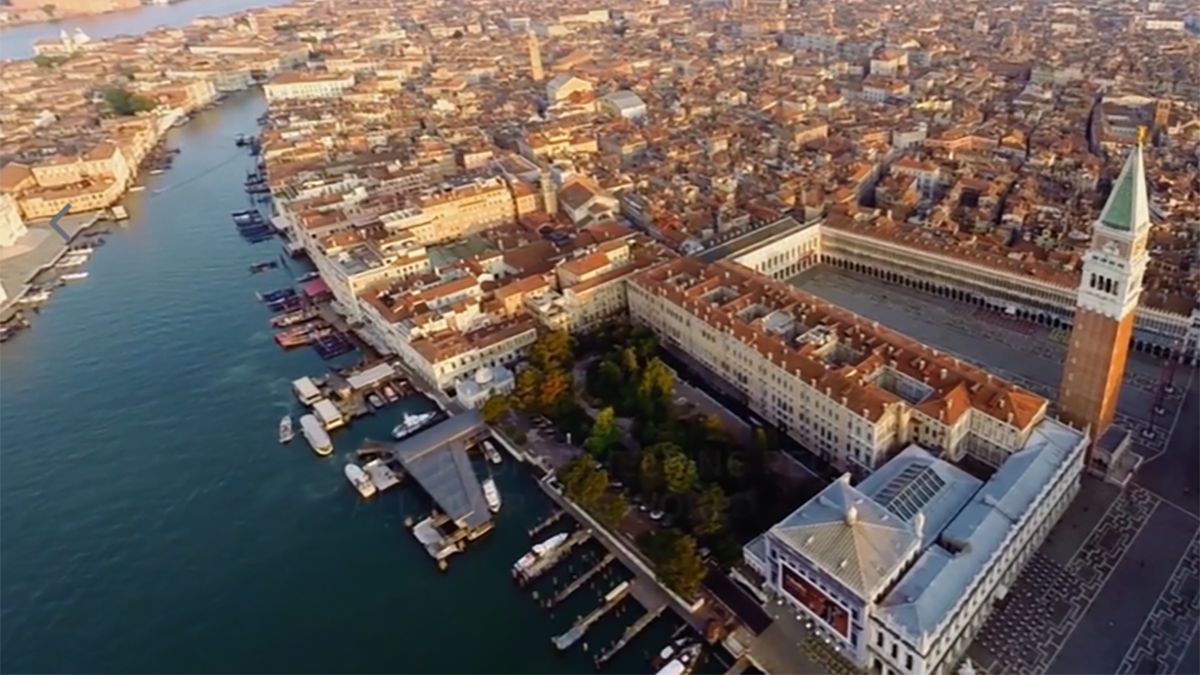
482;477;501;513
392;412;438;440
482;440;502;465
512;532;569;576
344;463;376;498
300;414;333;457
278;415;294;444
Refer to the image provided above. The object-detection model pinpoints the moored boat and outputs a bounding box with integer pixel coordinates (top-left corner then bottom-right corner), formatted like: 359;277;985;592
300;414;333;457
366;392;385;409
512;532;569;576
483;477;501;513
279;415;294;443
382;385;399;402
344;463;377;498
391;411;438;440
482;440;502;465
60;272;89;281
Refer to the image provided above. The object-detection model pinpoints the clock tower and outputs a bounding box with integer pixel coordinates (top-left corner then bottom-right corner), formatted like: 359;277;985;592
1059;138;1151;452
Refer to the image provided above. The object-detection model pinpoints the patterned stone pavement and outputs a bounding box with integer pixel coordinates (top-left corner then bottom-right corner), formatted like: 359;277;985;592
1116;529;1200;675
969;486;1161;675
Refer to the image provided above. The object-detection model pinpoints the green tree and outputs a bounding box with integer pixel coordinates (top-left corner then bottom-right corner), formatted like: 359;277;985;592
559;456;608;507
583;406;621;457
663;450;699;495
619;347;640;376
594;493;630;528
480;394;511;424
644;530;706;599
538;368;571;412
639;441;680;498
530;330;573;371
514;369;540;411
101;86;156;116
636;357;674;403
691;484;730;536
593;358;623;403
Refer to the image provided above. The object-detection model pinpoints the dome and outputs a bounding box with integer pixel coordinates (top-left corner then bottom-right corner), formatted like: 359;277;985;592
474;367;494;385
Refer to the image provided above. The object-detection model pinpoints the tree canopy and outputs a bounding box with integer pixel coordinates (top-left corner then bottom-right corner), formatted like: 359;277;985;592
102;86;156;116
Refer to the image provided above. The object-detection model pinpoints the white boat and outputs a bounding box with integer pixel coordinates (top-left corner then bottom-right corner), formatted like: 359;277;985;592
344;463;376;498
278;415;294;443
482;477;501;513
60;272;89;281
18;290;52;304
56;255;88;268
129;186;147;192
391;411;438;440
482;439;502;465
300;414;332;456
654;642;702;675
111;205;129;220
513;532;570;575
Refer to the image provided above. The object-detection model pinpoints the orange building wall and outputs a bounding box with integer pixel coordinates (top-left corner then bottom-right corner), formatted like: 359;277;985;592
1058;308;1134;442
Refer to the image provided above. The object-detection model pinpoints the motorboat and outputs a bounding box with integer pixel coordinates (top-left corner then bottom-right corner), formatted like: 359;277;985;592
512;532;569;576
60;272;89;281
344;463;377;498
366;392;385;409
300;414;333;457
18;290;52;304
653;640;702;675
482;477;501;513
296;271;320;282
249;260;278;274
482;440;502;465
382;385;399;403
391;411;438;440
278;415;294;443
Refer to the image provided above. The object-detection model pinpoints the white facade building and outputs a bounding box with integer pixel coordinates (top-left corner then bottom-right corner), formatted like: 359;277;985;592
746;421;1086;675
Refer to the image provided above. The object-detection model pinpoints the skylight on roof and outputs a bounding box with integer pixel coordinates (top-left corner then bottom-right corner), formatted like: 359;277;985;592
875;463;946;522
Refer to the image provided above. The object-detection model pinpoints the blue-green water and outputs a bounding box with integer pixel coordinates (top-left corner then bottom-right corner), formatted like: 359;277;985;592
0;91;690;673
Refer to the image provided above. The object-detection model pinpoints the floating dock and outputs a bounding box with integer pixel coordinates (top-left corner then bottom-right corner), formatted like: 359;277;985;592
552;580;631;650
548;552;615;608
363;459;401;492
517;529;593;584
529;510;566;538
594;603;667;667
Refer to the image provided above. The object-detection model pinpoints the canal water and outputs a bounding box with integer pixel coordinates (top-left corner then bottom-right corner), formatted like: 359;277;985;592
0;91;698;673
0;0;295;61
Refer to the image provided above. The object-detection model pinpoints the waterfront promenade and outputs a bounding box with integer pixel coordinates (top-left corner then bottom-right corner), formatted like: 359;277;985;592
0;211;101;314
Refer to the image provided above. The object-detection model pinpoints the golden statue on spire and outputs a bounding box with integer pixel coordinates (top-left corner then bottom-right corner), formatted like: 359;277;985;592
1137;125;1148;146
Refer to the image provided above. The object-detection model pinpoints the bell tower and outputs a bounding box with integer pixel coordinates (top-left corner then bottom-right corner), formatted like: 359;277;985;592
1059;134;1151;450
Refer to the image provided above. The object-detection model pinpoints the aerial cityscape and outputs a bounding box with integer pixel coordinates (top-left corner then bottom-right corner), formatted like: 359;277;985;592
0;0;1197;673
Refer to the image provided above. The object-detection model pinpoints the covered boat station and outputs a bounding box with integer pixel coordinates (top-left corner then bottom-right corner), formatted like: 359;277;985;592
391;411;494;565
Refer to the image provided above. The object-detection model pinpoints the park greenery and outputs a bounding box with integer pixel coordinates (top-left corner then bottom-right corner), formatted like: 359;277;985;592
101;86;156;116
502;324;798;600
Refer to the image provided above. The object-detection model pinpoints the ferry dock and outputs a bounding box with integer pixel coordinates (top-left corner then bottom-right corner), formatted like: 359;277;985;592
546;552;616;608
515;528;593;585
594;603;668;667
552;580;632;651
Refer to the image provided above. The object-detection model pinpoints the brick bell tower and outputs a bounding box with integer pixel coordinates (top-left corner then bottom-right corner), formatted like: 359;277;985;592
1059;134;1151;456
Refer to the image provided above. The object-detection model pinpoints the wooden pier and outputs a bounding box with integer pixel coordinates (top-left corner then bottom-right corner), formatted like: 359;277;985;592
594;603;667;667
552;581;631;650
548;552;615;608
518;529;592;584
529;510;565;538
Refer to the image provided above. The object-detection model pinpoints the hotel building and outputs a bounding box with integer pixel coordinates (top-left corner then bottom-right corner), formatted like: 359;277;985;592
629;258;1052;475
